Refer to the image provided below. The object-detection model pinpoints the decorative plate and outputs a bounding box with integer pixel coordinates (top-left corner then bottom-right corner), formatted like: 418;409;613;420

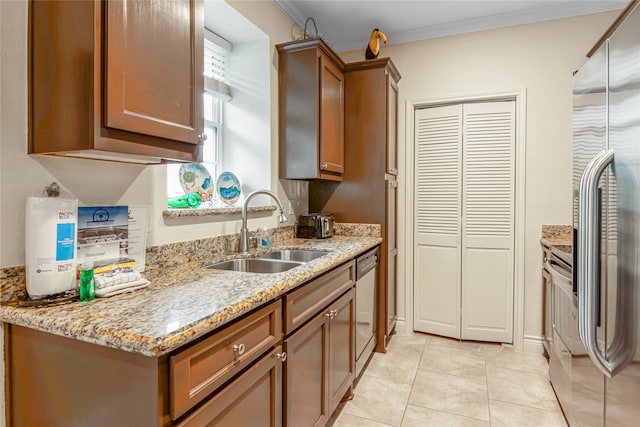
178;163;213;202
216;171;241;205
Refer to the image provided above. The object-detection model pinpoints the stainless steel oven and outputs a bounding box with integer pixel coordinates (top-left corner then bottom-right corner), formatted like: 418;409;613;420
550;253;575;354
548;248;581;422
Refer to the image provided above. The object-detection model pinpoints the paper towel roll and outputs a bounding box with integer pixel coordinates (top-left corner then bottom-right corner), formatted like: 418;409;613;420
26;197;78;298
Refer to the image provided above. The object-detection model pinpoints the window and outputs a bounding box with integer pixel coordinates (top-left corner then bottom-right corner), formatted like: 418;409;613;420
167;2;272;211
167;30;232;207
201;29;232;185
202;92;221;183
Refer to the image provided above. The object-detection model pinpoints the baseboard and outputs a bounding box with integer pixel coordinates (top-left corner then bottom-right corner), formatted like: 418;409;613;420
523;334;544;354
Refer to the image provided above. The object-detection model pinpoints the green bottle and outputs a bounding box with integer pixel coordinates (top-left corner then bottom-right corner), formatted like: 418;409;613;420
167;192;202;209
79;261;95;302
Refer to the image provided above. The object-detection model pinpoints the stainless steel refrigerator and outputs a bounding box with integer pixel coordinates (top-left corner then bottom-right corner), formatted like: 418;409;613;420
571;3;640;426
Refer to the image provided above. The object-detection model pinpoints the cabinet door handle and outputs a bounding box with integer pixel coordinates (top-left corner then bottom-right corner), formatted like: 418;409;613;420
197;133;208;145
331;309;338;318
232;343;245;357
321;162;328;170
275;352;287;362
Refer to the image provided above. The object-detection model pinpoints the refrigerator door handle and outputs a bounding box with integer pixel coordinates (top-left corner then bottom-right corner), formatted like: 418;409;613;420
578;148;618;377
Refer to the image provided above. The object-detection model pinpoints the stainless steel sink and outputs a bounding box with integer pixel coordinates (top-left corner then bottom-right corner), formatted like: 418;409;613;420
206;258;303;273
257;249;330;263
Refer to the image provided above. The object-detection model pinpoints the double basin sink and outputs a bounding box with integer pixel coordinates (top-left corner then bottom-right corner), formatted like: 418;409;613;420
206;249;330;274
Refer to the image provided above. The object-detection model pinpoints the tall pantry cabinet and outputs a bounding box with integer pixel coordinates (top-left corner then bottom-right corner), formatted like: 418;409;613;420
310;58;400;351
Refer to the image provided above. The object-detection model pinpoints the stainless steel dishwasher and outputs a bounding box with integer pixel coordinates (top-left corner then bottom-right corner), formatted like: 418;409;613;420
355;246;380;377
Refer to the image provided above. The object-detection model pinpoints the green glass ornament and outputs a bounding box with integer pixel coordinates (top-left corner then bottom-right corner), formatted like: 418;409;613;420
168;192;202;209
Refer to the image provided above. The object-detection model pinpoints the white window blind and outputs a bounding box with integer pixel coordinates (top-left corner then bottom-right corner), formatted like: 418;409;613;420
204;28;232;101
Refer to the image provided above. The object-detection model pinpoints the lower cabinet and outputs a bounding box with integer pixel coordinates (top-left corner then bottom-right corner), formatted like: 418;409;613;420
284;304;330;427
177;346;284;427
284;288;355;426
6;259;359;427
327;289;355;414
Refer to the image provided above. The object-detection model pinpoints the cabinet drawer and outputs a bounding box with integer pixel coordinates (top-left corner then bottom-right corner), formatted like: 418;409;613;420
285;261;354;335
177;346;283;427
170;300;282;419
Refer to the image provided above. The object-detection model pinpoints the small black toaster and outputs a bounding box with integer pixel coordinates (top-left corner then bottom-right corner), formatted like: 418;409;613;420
296;213;335;239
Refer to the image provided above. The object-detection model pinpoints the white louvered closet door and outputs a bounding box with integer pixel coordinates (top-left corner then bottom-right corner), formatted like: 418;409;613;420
413;105;462;339
461;101;515;343
414;101;515;343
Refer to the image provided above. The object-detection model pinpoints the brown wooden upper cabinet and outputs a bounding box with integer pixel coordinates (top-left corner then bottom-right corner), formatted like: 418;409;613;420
29;0;204;164
277;38;345;181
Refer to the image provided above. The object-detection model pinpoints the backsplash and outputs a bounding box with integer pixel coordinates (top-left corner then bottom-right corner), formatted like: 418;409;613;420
0;223;381;304
334;223;381;238
1;266;25;304
144;225;297;271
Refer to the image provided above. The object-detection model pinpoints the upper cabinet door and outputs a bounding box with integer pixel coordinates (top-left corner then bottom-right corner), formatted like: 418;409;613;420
387;77;399;175
277;38;345;181
319;53;344;175
105;0;204;145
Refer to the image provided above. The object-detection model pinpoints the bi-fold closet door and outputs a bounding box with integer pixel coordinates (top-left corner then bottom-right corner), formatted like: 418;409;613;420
413;101;515;343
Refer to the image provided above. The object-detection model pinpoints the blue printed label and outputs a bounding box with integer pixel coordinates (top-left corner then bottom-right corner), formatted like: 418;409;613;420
56;223;75;261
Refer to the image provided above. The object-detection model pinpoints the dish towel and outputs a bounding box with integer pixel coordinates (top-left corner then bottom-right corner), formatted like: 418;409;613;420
95;270;150;298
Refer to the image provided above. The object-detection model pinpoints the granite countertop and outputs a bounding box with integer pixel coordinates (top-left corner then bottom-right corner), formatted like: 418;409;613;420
0;236;381;357
541;224;573;247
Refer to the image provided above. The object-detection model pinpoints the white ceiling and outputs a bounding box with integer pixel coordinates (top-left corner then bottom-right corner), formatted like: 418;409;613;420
274;0;627;52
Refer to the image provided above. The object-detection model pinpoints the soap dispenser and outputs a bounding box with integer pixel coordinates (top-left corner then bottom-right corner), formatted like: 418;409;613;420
256;226;272;249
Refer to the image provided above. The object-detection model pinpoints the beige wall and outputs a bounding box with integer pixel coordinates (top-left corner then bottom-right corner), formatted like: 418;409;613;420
340;11;617;346
0;0;300;269
0;1;298;422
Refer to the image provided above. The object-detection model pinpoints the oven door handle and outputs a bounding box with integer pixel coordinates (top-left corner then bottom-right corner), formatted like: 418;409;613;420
578;148;619;377
547;261;572;295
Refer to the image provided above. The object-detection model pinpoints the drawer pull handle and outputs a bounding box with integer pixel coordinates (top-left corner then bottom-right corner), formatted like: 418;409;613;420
325;309;338;319
275;352;287;362
233;343;246;357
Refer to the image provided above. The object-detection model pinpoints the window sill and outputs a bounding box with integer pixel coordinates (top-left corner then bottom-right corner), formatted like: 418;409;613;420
163;204;276;219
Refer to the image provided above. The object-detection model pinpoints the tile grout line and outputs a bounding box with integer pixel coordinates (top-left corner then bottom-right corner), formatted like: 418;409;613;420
483;344;493;426
349;336;430;427
488;397;568;415
397;336;429;427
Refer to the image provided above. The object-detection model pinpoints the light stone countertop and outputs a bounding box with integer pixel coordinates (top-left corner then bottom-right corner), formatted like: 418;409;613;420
541;224;573;247
0;236;381;357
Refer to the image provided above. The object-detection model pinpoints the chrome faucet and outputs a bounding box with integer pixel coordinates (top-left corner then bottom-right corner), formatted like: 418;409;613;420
239;190;288;253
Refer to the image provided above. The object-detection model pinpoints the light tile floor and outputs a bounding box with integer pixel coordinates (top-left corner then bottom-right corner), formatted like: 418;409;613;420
332;332;568;427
